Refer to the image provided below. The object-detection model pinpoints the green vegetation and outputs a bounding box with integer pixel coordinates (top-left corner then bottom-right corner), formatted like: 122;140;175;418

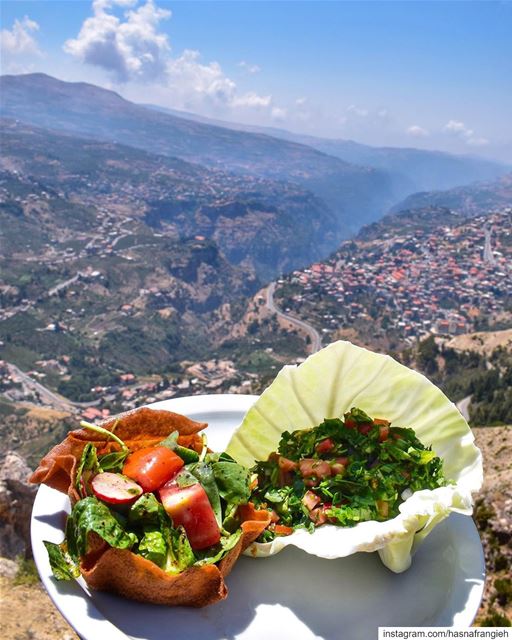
494;578;512;606
14;556;40;586
480;610;511;627
469;348;512;425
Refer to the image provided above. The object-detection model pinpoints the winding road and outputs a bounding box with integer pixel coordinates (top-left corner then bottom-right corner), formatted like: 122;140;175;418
6;362;100;411
456;395;472;422
266;282;322;353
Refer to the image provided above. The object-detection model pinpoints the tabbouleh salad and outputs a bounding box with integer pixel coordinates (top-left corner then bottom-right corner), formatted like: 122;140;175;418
251;407;447;542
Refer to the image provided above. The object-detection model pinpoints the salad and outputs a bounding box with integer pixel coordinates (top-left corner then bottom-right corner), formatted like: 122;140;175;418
226;340;482;572
30;407;270;607
251;407;446;542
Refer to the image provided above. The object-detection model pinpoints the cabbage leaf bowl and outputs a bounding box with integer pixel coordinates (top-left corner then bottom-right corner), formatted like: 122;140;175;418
226;340;483;572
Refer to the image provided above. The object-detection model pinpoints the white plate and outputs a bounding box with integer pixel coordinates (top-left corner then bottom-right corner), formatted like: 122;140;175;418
31;394;485;640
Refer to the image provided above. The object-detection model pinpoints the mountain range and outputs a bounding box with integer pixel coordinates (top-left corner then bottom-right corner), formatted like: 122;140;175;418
0;73;395;236
0;117;336;279
144;103;509;196
2;73;510;238
389;172;512;216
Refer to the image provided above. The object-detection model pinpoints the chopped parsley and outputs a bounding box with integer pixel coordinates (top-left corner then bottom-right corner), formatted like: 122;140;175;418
251;407;446;542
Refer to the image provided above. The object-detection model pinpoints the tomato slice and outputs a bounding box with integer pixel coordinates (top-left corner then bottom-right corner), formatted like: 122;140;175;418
278;456;298;471
299;458;331;479
378;425;390;442
123;446;184;492
357;423;372;435
159;480;221;550
315;438;334;454
302;490;321;511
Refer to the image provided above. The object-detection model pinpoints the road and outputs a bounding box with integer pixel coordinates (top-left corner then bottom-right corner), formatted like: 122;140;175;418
456;395;472;421
6;362;100;411
266;282;322;353
48;272;81;297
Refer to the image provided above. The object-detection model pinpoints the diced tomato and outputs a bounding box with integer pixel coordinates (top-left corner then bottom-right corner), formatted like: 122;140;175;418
278;456;298;472
299;458;332;479
302;490;321;511
274;524;294;536
304;477;319;487
357;423;372;435
315;438;334;454
373;418;390;426
345;418;356;429
378;425;390;442
309;507;327;526
335;456;349;467
330;462;346;476
123;446;184;493
159;480;221;550
91;472;143;504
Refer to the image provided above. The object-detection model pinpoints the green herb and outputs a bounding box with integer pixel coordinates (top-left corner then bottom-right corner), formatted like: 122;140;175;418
251;407;447;541
138;530;167;567
159;431;200;463
43;541;80;581
79;420;128;451
212;461;251;509
188;462;223;527
193;530;242;566
98;450;129;472
65;497;137;562
74;443;100;497
166;526;195;574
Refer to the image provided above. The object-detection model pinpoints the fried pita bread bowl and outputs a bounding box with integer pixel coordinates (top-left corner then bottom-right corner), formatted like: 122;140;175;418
30;406;270;607
226;341;483;573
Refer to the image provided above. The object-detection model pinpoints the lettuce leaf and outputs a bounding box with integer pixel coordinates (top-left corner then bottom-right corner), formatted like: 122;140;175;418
226;340;482;572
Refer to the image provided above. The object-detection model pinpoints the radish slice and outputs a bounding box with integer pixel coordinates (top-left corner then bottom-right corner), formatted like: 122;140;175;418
91;472;143;504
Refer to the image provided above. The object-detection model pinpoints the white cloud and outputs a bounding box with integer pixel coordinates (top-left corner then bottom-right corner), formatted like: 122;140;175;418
443;119;488;147
466;137;489;147
165;49;237;107
444;119;472;136
64;0;172;82
1;15;41;59
271;106;287;121
346;104;369;117
64;0;282;118
295;97;307;106
232;91;271;108
407;125;430;138
238;60;261;75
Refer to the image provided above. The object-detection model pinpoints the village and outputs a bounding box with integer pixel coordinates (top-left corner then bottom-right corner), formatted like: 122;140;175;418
277;209;512;345
1;207;511;421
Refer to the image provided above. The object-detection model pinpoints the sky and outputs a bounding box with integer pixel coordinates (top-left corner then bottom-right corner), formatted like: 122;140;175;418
1;0;511;162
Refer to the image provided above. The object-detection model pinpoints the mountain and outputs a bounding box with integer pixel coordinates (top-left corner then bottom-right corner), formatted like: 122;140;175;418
359;206;464;241
0;118;337;279
144;103;509;197
0;73;396;235
389;173;512;217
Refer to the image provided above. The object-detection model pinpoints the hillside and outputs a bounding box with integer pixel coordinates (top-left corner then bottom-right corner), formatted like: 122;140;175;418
390;173;512;216
0;73;396;234
274;209;512;354
145;104;509;198
0;118;336;279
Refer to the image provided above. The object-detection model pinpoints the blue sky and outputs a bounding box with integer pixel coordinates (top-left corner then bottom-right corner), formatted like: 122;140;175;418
1;1;511;161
